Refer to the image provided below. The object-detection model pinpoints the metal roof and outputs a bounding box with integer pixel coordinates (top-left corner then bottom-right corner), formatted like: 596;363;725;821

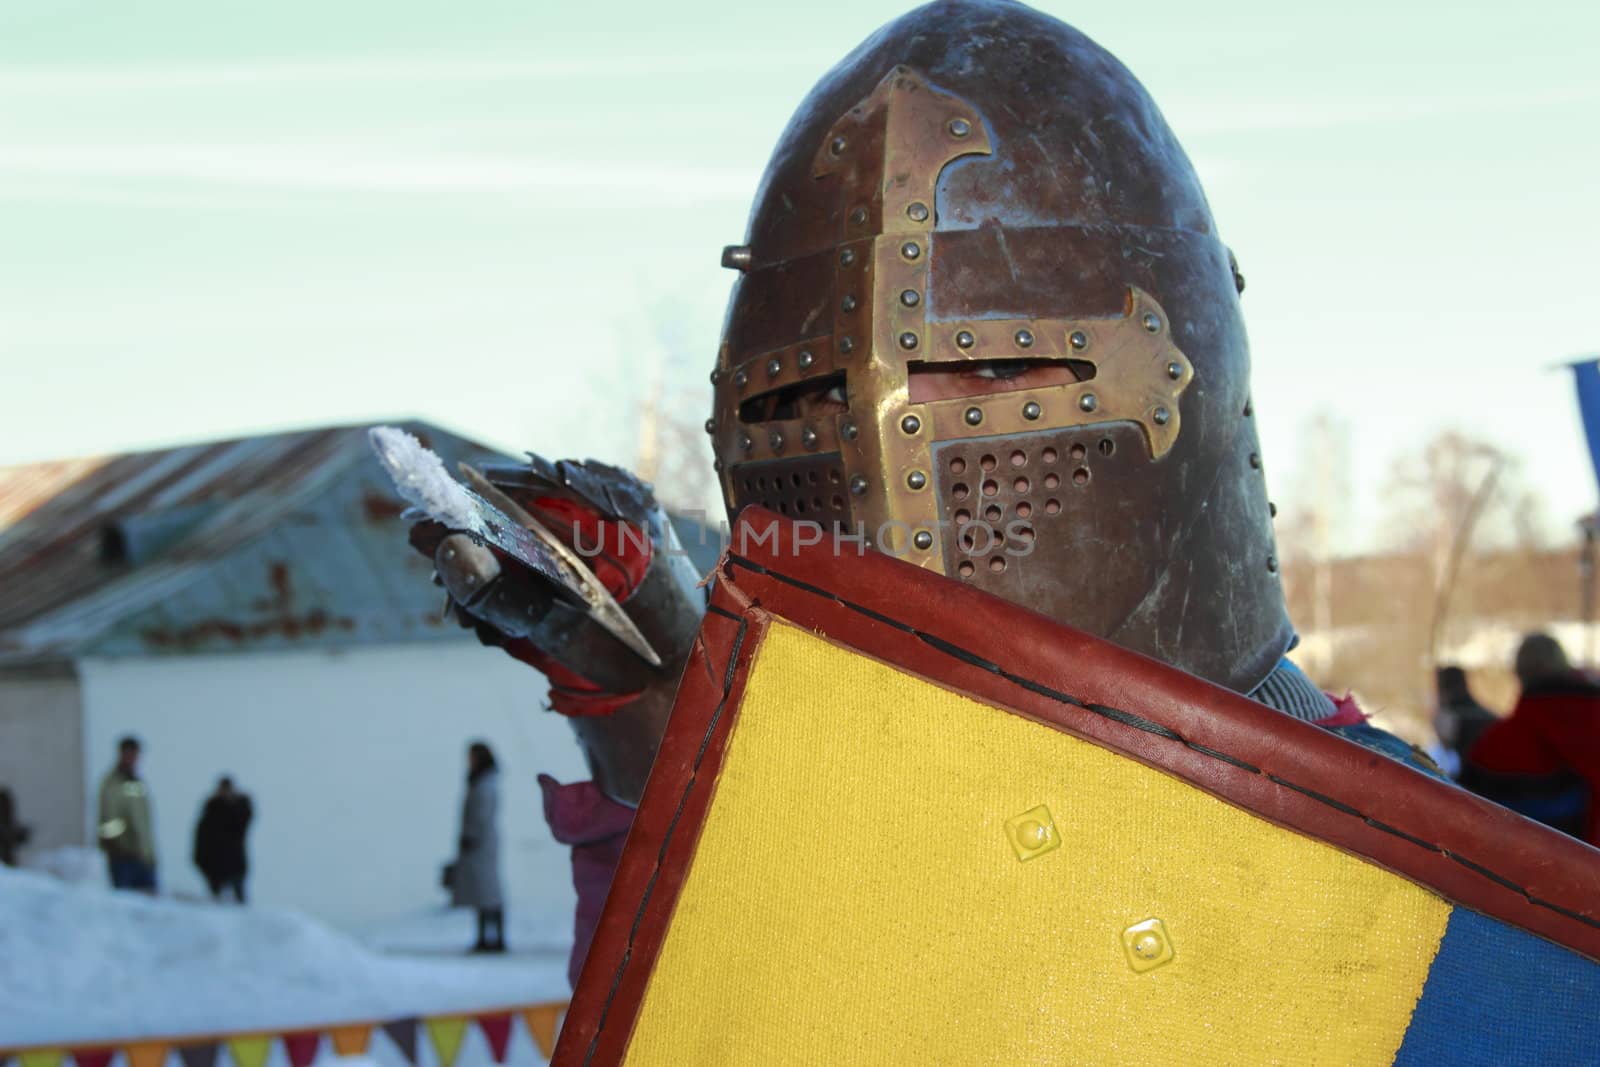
0;422;508;663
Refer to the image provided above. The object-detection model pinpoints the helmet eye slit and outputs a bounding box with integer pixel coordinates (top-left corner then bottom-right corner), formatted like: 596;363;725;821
737;373;848;423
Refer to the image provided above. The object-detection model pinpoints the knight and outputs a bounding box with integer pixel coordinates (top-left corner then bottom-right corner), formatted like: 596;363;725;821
406;0;1431;990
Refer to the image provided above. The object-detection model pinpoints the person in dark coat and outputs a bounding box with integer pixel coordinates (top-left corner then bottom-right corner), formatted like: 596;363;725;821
455;741;505;953
193;777;253;902
0;785;30;867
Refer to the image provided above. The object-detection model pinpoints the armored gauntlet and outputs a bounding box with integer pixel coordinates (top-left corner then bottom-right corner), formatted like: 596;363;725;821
409;457;704;806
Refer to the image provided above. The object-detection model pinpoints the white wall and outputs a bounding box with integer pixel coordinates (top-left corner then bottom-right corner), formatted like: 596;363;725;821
78;644;590;941
0;666;85;857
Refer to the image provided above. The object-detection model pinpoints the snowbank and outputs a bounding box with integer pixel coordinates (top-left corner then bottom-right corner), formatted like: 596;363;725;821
0;867;567;1053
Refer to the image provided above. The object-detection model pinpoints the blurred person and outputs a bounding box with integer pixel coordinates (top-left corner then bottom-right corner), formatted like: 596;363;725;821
1432;665;1497;779
0;784;30;866
1469;633;1599;845
455;741;505;953
97;736;157;891
193;776;253;902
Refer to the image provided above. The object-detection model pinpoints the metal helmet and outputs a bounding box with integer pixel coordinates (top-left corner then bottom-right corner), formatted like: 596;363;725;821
707;0;1290;693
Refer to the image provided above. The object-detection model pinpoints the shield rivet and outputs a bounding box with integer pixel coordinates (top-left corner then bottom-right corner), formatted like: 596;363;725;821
955;330;975;349
1079;393;1098;413
907;470;927;490
841;294;858;312
898;331;919;350
766;356;782;377
798;349;815;370
841;420;859;441
839;336;855;355
734;369;748;388
739;433;753;452
849;474;869;495
1167;361;1183;380
1122;919;1175;973
829;136;847;156
1015;329;1034;348
907;201;930;222
849;206;867;226
900;241;921;261
1153;407;1171;426
1143;312;1162;333
1023;401;1042;421
1070;330;1089;351
900;414;921;435
801;426;819;451
769;430;785;452
900;289;921;308
839;248;856;267
948;118;972;138
913;530;933;550
964;407;983;426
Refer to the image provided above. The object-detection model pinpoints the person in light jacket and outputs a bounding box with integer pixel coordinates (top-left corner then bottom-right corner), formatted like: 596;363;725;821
455;741;505;952
98;736;157;892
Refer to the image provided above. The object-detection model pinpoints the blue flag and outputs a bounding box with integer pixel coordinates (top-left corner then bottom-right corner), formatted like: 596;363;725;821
1574;358;1600;494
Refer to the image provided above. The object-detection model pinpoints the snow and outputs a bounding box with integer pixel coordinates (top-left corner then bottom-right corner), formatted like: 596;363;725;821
0;866;568;1055
367;427;481;534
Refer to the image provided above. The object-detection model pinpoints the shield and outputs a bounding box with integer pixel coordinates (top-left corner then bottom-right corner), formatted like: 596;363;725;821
557;510;1600;1065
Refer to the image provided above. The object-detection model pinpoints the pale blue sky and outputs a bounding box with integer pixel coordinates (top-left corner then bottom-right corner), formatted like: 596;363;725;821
1;0;1596;551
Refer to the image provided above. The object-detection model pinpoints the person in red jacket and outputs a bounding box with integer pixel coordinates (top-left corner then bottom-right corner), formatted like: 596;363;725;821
1469;633;1600;846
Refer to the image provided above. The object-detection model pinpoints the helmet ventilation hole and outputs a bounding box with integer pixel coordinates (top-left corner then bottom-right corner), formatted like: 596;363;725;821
1044;473;1060;490
1042;447;1058;464
980;454;998;471
1072;468;1090;486
1009;450;1027;467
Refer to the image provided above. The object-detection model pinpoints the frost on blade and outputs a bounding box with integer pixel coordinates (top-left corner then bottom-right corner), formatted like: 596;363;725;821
367;426;482;533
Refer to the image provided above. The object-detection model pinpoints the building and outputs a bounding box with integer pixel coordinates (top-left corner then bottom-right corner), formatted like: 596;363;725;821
0;421;712;936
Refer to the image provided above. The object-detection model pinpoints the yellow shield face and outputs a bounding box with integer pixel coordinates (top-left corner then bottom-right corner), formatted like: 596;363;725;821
556;515;1600;1066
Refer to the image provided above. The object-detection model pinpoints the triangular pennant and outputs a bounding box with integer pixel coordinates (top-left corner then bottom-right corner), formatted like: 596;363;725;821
280;1033;319;1067
69;1050;113;1067
521;1005;563;1060
124;1045;169;1067
380;1019;418;1065
224;1037;269;1067
473;1015;512;1065
424;1018;466;1067
175;1043;219;1067
327;1027;371;1058
20;1052;64;1067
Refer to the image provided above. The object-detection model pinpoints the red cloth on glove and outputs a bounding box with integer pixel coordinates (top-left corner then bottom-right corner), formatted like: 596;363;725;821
501;495;654;716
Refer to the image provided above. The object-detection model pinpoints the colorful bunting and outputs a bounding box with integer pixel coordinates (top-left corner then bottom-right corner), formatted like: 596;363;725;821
223;1036;268;1067
380;1018;419;1065
280;1033;319;1067
175;1043;218;1067
0;1000;568;1067
123;1046;168;1067
424;1018;466;1067
522;1005;562;1060
473;1015;512;1065
327;1026;371;1059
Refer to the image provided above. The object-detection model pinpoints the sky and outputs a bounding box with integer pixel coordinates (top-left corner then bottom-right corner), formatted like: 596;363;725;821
1;0;1596;553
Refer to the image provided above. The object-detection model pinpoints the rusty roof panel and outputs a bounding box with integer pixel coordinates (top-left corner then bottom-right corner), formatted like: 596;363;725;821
0;421;509;662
